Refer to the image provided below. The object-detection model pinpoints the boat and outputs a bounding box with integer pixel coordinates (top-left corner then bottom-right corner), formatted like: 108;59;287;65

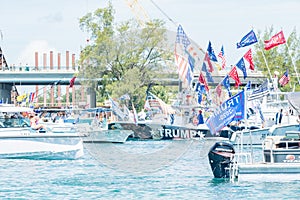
229;123;299;145
76;123;133;143
208;130;300;182
75;107;133;143
0;104;84;160
107;121;233;140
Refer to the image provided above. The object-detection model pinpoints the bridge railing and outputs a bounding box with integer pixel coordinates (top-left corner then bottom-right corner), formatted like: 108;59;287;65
0;65;80;72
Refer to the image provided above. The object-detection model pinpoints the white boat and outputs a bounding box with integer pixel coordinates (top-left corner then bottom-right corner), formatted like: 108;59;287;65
230;124;299;145
0;105;84;160
208;130;300;182
76;123;133;143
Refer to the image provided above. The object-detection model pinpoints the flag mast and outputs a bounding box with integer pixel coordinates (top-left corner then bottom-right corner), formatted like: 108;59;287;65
285;43;300;85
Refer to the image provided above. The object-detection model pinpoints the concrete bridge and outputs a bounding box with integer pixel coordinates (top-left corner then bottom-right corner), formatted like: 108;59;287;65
0;50;268;108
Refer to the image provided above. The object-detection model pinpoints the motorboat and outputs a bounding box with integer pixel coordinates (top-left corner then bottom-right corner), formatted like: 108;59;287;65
230;123;299;145
208;131;300;182
0;104;84;160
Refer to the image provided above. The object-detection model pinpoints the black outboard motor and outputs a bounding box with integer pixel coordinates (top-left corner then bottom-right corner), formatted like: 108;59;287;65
208;141;235;179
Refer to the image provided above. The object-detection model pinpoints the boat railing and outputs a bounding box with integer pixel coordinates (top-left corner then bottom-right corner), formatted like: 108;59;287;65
229;151;252;182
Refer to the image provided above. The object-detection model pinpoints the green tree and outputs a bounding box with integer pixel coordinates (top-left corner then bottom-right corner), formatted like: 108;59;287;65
78;2;174;111
253;27;300;92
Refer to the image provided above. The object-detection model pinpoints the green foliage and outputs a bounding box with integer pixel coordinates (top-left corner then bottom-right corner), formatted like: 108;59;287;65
253;26;300;91
77;3;174;111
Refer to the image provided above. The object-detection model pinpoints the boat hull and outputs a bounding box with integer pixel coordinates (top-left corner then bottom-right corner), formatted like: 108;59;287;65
0;128;84;160
238;163;300;181
83;129;133;143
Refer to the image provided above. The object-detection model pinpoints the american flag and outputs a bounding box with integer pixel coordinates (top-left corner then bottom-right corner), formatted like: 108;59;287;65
279;70;290;86
175;25;193;84
218;46;226;70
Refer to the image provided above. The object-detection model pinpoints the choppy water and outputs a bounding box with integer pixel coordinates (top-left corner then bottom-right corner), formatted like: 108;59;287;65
0;139;299;199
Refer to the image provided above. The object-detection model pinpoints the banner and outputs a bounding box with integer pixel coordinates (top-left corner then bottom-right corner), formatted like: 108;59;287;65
206;90;245;135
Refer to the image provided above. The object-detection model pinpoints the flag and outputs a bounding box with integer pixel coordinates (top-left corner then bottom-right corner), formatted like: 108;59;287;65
176;24;191;49
222;75;232;97
109;97;126;120
245;80;251;90
215;84;222;97
202;62;214;83
243;48;255;70
198;72;209;91
236;58;247;79
174;54;189;82
264;31;286;50
144;99;151;111
69;76;76;88
258;105;265;123
248;79;270;101
132;102;138;125
218;45;226;69
279;69;290;86
204;52;214;72
29;92;35;103
228;66;241;87
207;41;218;62
206;90;245;135
236;30;258;49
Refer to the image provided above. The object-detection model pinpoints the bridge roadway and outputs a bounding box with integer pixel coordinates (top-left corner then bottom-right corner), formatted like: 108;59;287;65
0;66;78;85
0;66;267;86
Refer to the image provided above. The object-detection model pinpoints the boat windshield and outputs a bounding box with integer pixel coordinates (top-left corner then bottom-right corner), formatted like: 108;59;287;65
0;117;30;128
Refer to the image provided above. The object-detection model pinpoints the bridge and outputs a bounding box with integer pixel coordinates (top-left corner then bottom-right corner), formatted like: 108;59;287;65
0;50;268;108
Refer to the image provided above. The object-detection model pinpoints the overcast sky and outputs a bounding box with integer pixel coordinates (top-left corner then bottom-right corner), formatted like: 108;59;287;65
1;0;299;68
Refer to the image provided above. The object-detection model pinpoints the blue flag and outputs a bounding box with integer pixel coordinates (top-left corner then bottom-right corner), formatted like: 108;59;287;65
236;30;258;49
202;62;214;83
207;41;218;62
222;75;232;97
206;90;245;135
236;58;247;79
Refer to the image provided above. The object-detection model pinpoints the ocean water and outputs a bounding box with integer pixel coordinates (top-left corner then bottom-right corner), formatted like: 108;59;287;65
0;139;299;200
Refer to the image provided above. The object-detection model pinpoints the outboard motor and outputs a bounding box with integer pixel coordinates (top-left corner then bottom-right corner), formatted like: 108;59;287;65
208;141;235;179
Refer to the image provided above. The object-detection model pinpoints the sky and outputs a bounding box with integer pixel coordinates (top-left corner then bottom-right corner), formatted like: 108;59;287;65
1;0;299;69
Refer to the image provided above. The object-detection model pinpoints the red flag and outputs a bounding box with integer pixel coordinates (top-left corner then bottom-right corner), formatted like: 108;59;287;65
198;72;209;91
215;84;222;97
264;31;286;50
229;66;241;88
243;48;255;70
204;52;214;72
69;76;76;88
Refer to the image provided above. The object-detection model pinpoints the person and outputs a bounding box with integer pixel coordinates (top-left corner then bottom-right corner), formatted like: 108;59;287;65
275;109;283;125
297;115;300;131
170;113;175;125
197;110;204;125
29;113;47;130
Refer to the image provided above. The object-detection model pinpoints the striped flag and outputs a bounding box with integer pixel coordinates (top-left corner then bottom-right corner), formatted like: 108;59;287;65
279;70;290;86
218;46;226;70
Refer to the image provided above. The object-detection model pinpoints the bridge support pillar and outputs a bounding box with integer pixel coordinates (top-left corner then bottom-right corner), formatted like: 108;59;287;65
0;83;13;103
86;87;96;108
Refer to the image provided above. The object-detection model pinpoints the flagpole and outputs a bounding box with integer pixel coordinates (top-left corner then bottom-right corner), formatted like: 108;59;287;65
285;43;300;85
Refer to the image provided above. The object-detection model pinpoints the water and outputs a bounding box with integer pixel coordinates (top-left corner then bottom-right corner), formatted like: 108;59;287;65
0;139;299;199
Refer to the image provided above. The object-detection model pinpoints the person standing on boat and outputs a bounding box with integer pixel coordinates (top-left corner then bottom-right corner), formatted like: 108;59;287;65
297;115;300;131
197;110;204;125
275;109;283;126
